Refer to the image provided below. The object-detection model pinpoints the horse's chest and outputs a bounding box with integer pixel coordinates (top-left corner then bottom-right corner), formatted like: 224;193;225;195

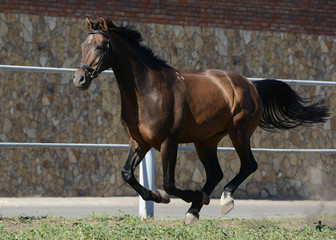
121;108;168;148
121;109;141;137
138;110;170;147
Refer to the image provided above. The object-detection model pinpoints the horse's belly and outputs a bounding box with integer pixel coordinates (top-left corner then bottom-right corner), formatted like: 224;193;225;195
179;111;231;143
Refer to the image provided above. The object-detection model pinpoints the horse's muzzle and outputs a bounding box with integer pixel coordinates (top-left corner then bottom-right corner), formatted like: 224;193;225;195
73;74;91;90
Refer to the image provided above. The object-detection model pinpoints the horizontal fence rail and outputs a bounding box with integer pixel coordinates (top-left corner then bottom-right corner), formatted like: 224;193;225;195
249;77;336;86
1;64;336;86
0;64;114;75
0;142;129;149
1;64;335;218
180;146;336;154
0;142;336;154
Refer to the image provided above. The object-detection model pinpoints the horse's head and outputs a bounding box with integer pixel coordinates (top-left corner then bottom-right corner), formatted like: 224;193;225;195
73;17;113;90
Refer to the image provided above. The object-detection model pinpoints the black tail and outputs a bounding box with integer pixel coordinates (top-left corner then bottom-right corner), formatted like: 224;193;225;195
253;79;330;131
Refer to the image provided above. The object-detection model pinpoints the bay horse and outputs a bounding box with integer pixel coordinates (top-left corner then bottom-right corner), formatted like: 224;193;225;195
73;17;329;224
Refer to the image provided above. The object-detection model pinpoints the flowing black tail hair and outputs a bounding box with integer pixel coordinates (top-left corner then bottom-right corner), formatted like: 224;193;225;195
253;79;330;131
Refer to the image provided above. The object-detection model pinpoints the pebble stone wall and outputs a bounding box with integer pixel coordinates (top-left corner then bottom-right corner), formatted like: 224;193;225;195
0;13;335;199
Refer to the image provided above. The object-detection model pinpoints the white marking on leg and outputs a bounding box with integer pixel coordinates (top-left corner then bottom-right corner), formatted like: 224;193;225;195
185;212;199;225
220;192;234;215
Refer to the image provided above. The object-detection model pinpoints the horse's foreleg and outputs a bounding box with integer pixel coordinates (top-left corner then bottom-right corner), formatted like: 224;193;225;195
121;139;168;204
160;140;209;224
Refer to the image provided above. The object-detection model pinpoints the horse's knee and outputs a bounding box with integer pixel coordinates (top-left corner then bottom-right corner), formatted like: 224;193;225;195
251;161;258;172
121;168;132;183
249;160;258;173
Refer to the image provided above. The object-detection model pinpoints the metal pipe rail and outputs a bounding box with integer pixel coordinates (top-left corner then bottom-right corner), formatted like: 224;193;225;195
1;64;336;86
1;142;336;154
0;64;114;75
180;146;336;154
0;142;128;149
248;77;336;86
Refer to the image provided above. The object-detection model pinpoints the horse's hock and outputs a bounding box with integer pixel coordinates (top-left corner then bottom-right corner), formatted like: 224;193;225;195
0;12;335;200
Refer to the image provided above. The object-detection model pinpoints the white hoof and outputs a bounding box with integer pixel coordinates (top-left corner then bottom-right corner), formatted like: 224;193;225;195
185;212;199;225
220;192;234;215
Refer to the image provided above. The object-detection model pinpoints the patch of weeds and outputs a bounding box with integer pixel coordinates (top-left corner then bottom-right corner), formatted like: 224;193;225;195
314;220;326;231
0;214;335;240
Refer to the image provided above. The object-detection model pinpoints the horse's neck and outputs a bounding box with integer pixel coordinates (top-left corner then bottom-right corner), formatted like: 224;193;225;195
110;38;173;106
111;52;147;106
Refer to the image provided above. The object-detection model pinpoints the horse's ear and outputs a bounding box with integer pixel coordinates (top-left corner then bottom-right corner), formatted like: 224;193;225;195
99;16;108;32
86;17;93;31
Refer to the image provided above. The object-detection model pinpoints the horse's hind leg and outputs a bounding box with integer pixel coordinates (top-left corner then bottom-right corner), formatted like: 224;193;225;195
221;128;258;215
121;139;170;204
185;139;224;224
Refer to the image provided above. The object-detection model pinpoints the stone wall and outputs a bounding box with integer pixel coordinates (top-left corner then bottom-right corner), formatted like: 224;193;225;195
0;13;335;199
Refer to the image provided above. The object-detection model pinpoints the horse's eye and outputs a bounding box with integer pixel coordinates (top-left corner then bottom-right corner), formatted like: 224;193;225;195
96;45;104;51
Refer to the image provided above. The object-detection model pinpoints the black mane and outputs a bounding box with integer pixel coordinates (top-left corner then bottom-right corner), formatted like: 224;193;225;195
93;19;170;68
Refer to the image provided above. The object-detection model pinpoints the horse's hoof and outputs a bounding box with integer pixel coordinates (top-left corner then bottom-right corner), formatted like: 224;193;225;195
185;212;199;225
220;192;234;215
202;191;210;205
154;189;170;204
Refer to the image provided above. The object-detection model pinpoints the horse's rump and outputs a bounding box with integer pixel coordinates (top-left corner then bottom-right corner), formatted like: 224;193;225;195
179;70;262;142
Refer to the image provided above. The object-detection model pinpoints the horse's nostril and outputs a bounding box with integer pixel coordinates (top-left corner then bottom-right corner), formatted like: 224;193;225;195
73;75;86;88
79;76;85;84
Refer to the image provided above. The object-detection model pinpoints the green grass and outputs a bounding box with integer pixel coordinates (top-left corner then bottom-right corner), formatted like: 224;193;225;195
0;213;335;240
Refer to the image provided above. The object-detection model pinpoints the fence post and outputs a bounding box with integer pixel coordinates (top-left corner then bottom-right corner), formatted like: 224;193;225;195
139;148;155;218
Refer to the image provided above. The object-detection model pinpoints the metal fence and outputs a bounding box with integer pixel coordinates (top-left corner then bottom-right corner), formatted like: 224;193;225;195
1;64;336;86
1;64;335;217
